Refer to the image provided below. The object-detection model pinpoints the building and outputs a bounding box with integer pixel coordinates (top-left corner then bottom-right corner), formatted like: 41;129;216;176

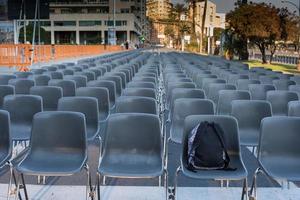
13;0;148;45
189;0;225;37
146;0;172;44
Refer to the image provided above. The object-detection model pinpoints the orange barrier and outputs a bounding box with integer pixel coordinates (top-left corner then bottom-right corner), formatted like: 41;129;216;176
0;44;123;71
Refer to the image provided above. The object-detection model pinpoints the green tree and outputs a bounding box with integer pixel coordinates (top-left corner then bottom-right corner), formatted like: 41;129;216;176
227;3;281;63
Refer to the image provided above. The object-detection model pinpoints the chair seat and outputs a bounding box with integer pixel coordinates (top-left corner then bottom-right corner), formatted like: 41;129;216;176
260;158;300;181
16;151;87;176
239;129;259;146
181;156;247;180
11;123;32;141
99;154;163;178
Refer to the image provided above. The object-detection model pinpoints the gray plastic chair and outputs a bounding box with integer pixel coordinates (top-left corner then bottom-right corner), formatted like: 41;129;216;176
99;76;122;97
248;84;275;100
45;71;64;79
290;76;300;84
14;111;91;200
196;74;218;88
273;79;295;90
166;82;196;107
107;72;126;89
207;83;236;105
259;75;279;84
116;96;157;115
127;81;156;89
288;101;300;117
60;69;75;75
89;68;102;78
64;75;87;88
75;71;96;82
173;115;248;200
43;66;57;71
132;77;156;85
87;80;116;108
117;69;131;82
266;90;299;116
58;97;100;141
231;100;272;147
0;85;14;109
169;99;215;143
48;79;76;97
3;95;42;141
76;87;110;121
250;116;300;199
288;85;300;97
30;86;63;111
14;72;33;78
8;79;35;94
217;90;251;115
0;110;11;168
122;88;156;99
29;74;51;86
202;78;227;95
237;79;260;90
97;113;167;200
31;68;47;75
227;74;249;85
0;74;17;85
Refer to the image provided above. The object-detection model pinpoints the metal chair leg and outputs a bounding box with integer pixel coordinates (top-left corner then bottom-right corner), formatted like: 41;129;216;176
14;174;20;200
12;170;22;200
173;166;181;200
164;168;168;200
85;165;93;200
249;168;260;200
7;163;13;200
97;173;101;200
241;178;248;200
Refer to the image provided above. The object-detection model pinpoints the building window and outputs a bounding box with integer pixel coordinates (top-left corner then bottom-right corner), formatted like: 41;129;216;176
79;21;102;26
120;8;130;13
54;21;76;26
105;20;127;26
40;21;51;26
88;8;100;13
105;20;114;26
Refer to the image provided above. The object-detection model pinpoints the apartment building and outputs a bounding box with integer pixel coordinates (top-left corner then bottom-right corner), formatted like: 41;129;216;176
14;0;148;45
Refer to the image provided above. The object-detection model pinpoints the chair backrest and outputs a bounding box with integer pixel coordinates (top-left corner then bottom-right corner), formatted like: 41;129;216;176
0;74;17;85
87;80;116;107
102;113;162;160
288;85;300;97
3;95;42;125
207;83;236;104
76;87;110;121
231;100;272;146
29;74;51;86
116;96;157;115
132;77;156;85
0;110;11;167
8;79;35;94
75;71;96;82
100;76;122;96
60;69;75;75
166;82;196;104
196;74;218;88
248;84;275;100
170;98;215;143
182;115;241;168
217;90;251;115
89;68;102;78
266;90;299;116
288;101;300;117
237;79;260;90
45;71;64;79
48;79;76;97
107;72;126;89
0;85;14;109
64;75;87;88
290;76;300;84
29;111;87;160
259;75;279;84
31;68;47;75
14;72;33;78
273;79;295;90
122;88;156;99
202;78;227;95
30;86;63;111
127;81;156;89
58;97;99;140
258;117;300;169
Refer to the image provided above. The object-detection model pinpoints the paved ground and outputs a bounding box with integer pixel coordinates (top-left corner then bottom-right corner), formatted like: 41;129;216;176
0;49;299;200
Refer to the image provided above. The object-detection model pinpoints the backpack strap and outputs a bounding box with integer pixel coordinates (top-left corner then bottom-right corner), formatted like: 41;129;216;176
210;123;236;171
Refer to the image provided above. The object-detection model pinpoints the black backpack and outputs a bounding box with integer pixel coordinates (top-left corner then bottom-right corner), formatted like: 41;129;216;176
187;121;235;171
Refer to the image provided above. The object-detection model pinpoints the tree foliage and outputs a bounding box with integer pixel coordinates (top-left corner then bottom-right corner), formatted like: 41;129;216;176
227;2;298;63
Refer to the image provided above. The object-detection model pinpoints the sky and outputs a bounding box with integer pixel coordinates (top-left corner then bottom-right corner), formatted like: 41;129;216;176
172;0;300;14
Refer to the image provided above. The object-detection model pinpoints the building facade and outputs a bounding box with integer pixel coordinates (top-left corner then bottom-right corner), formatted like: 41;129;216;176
146;0;172;44
14;0;148;45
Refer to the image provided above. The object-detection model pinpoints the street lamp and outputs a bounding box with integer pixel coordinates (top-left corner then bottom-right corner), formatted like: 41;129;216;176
281;0;300;70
